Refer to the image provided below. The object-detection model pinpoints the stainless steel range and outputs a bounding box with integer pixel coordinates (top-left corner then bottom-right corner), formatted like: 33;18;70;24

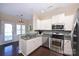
50;34;64;54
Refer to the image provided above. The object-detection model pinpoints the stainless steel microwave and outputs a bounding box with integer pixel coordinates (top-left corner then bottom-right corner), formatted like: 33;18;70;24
52;25;64;30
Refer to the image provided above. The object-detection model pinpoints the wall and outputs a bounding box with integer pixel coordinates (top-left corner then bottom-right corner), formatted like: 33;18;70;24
0;12;33;45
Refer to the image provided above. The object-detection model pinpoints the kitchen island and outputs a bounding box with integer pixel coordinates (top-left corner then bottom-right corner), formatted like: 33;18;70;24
19;33;42;56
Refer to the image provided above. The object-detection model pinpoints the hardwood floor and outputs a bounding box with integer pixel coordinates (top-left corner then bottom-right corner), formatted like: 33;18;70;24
29;47;63;56
0;41;20;56
0;41;63;56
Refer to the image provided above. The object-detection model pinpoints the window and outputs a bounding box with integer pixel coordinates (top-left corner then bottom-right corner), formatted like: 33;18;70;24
4;24;12;41
16;25;21;35
22;25;25;34
16;25;25;35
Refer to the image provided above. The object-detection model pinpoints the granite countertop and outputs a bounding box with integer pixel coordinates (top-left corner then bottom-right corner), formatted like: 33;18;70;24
21;34;41;40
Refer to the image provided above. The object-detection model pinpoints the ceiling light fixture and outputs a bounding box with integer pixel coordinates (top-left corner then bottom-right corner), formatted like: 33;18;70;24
17;14;24;24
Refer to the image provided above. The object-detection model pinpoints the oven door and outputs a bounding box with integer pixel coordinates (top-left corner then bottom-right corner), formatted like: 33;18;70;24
49;35;64;54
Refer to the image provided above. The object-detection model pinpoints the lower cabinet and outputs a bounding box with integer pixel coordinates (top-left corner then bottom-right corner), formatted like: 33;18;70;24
19;37;42;56
64;36;73;55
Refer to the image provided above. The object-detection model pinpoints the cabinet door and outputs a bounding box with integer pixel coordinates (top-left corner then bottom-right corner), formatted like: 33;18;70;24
64;39;73;55
33;15;41;30
52;15;58;24
33;18;52;30
19;39;26;55
52;14;64;24
64;15;74;30
57;14;65;24
40;19;51;30
36;19;41;30
26;37;42;55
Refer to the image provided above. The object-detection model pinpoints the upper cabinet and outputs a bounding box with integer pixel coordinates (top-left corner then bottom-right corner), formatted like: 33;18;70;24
36;19;41;30
39;19;51;30
33;18;41;30
51;14;75;31
52;14;75;31
52;14;65;24
33;14;52;30
33;13;75;31
33;15;41;30
64;15;74;31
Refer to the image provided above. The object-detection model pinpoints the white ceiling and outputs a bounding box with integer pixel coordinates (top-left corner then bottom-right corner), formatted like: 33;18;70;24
0;3;73;20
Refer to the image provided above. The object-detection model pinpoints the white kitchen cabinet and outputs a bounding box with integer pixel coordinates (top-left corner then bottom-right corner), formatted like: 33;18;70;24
33;13;75;31
52;14;75;31
33;18;51;30
33;15;41;30
64;15;74;31
19;36;42;56
52;13;65;24
33;18;41;30
40;19;51;30
64;39;73;55
52;15;58;24
35;19;41;30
